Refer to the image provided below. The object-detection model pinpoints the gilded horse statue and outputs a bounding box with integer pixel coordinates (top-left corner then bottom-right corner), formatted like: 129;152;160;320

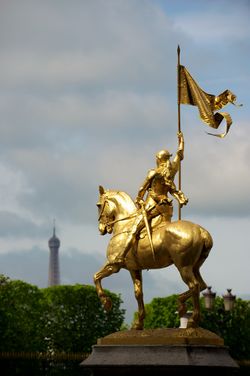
94;185;213;329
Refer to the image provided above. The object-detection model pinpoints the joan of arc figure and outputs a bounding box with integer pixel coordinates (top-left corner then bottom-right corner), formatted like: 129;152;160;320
112;131;188;266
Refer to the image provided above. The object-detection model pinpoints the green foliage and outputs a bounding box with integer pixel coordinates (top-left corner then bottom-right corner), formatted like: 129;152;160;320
0;275;125;353
200;296;250;360
0;275;45;352
42;284;125;353
143;294;192;329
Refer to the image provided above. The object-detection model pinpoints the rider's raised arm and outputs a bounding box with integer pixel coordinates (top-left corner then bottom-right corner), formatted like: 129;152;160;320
136;169;155;204
172;131;184;171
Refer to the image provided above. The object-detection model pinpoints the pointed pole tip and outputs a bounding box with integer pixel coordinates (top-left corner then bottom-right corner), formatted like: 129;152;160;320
53;218;56;236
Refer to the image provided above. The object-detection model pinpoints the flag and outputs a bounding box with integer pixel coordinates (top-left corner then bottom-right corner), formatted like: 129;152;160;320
179;65;241;138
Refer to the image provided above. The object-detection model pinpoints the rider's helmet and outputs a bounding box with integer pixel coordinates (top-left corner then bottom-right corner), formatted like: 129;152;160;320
156;149;172;164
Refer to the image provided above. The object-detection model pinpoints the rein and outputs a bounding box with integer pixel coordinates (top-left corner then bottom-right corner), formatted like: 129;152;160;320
105;212;137;227
99;198;137;227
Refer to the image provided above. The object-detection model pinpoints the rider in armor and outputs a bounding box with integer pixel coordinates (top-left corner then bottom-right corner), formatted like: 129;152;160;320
113;131;188;265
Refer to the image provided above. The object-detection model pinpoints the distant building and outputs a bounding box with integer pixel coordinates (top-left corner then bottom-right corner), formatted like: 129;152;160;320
48;223;60;286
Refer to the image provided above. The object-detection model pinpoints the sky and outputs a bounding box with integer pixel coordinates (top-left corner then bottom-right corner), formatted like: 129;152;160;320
0;0;249;324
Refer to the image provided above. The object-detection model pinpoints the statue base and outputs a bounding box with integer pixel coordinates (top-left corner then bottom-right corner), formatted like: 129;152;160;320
81;328;239;375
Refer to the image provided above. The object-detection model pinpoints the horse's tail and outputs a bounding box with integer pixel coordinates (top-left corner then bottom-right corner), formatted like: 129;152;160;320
200;226;213;261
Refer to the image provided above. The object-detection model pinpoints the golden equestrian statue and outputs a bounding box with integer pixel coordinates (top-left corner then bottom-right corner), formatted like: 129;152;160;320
94;132;213;330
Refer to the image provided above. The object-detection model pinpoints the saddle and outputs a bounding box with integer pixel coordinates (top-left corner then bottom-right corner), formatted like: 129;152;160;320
138;214;169;240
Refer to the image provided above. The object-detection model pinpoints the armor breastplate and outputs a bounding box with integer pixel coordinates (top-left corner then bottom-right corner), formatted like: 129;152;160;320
150;173;170;196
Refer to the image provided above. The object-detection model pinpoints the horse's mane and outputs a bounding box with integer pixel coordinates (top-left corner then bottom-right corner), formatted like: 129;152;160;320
106;190;136;215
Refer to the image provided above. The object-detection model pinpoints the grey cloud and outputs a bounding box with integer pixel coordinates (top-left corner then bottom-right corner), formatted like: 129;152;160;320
0;211;49;238
0;90;175;155
0;1;180;91
180;124;250;217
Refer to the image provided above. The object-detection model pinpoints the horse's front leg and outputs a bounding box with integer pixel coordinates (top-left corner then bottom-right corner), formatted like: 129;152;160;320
130;270;145;330
94;262;121;311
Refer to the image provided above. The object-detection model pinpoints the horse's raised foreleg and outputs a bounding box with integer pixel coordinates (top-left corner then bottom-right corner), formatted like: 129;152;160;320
178;265;201;328
94;262;121;312
130;270;145;330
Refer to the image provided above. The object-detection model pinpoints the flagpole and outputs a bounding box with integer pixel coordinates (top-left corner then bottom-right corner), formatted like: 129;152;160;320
177;45;181;220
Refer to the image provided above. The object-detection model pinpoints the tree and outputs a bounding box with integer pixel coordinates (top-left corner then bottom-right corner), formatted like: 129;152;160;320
0;275;46;352
42;284;125;353
0;275;125;354
142;294;192;329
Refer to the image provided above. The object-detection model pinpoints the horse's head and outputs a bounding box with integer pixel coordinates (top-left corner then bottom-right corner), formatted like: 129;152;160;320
97;185;136;235
97;186;116;235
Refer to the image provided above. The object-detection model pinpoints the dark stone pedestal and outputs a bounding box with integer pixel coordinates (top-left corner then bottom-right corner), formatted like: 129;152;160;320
81;328;239;375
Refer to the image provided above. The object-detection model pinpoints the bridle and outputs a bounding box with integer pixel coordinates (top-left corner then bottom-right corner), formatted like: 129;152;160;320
98;198;108;222
98;197;137;229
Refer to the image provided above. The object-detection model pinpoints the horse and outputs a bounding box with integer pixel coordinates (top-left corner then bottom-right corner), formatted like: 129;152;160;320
94;185;213;329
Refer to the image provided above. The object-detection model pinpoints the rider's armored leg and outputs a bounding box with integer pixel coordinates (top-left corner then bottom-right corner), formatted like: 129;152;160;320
112;215;143;265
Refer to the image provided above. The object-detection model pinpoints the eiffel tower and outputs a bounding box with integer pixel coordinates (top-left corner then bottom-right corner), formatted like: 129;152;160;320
48;221;60;286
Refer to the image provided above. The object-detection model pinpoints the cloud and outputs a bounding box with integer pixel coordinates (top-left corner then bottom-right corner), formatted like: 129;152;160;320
0;163;33;215
181;119;250;217
173;0;250;44
0;0;179;91
0;211;48;238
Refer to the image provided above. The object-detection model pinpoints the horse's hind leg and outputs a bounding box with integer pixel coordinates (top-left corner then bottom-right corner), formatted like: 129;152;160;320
130;270;145;330
193;249;210;292
178;251;209;319
178;265;200;328
193;265;207;292
94;262;121;311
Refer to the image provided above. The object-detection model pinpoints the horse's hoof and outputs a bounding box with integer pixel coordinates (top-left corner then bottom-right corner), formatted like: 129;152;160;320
187;319;198;328
131;322;143;330
101;296;112;311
